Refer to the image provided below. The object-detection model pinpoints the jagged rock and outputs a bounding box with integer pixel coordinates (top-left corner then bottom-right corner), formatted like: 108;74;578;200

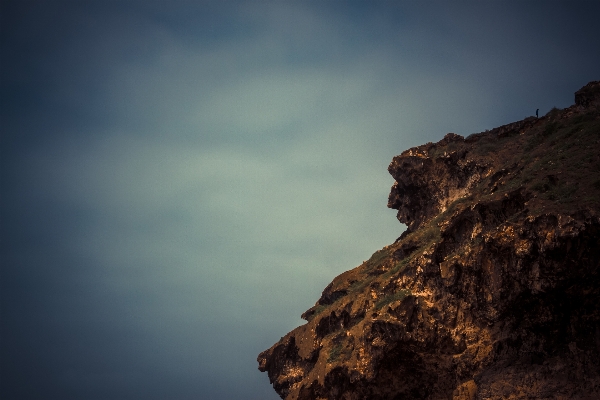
258;81;600;399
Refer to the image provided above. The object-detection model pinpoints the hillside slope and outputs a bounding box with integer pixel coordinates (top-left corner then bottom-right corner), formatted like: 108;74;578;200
258;81;600;400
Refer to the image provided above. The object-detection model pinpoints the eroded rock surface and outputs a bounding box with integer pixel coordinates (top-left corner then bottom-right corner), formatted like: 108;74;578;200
258;81;600;399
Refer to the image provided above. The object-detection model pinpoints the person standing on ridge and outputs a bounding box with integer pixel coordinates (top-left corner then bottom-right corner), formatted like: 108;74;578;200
536;109;539;118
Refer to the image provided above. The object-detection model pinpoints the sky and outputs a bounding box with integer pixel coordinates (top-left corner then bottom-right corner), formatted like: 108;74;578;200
1;1;599;399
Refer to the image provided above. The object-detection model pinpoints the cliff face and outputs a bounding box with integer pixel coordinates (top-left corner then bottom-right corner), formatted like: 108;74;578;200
258;81;600;400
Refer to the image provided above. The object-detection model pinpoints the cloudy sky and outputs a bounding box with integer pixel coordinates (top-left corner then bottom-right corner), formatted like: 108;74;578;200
1;1;599;399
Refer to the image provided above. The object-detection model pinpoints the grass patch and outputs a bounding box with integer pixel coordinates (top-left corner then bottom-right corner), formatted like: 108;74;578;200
364;248;391;272
328;343;343;362
312;304;328;317
421;223;441;243
402;217;442;248
542;183;578;203
304;304;329;322
375;289;412;310
346;248;394;294
328;341;353;363
410;197;469;243
349;275;376;294
389;257;412;275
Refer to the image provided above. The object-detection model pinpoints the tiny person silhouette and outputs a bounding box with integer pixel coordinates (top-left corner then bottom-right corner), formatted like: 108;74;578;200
536;109;539;118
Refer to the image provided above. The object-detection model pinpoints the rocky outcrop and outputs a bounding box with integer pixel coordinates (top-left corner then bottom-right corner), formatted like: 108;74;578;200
575;81;600;109
258;81;600;399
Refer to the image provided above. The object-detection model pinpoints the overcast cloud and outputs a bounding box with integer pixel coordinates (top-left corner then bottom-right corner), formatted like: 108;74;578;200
2;1;599;399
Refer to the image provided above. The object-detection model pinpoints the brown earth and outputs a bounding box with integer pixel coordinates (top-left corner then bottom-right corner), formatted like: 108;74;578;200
258;81;600;400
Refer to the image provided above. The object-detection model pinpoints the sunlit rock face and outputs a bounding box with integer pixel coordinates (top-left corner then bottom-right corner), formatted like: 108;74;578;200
258;81;600;400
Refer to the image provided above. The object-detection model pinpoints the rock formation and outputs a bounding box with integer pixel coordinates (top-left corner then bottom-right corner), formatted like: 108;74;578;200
258;81;600;399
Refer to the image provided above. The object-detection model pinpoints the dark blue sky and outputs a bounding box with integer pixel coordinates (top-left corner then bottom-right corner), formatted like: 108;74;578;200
2;1;599;399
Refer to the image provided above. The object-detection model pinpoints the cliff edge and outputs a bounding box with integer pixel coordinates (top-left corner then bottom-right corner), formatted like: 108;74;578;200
258;81;600;399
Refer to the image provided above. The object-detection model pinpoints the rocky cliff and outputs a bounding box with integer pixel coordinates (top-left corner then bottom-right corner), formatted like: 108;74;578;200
258;81;600;400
